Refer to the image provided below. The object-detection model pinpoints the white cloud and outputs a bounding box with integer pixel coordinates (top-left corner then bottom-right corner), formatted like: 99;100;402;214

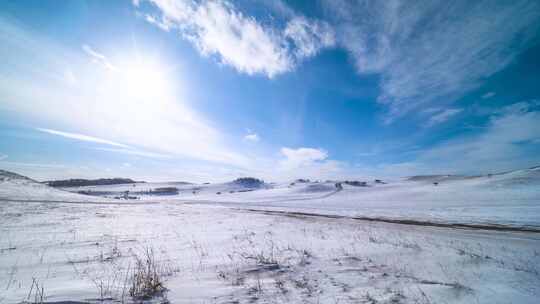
244;133;260;142
143;14;172;31
0;154;7;161
425;108;462;127
82;44;117;71
284;16;335;59
257;0;296;19
140;0;291;77
36;128;130;148
324;0;540;122
236;147;350;181
422;110;540;172
377;102;540;175
280;147;328;169
137;0;334;77
93;147;171;159
82;44;106;61
482;92;496;99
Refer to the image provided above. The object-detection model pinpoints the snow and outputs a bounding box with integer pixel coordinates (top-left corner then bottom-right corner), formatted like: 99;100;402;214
56;168;540;229
1;169;540;303
0;170;114;203
185;170;540;228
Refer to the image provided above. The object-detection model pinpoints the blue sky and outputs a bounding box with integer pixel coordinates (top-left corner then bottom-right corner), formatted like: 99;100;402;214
1;0;540;182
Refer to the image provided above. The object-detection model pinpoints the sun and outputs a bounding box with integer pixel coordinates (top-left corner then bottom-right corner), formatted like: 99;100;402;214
98;56;182;121
119;60;172;101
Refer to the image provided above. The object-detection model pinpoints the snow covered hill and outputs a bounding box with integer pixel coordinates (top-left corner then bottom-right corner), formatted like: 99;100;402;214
3;166;539;227
174;167;540;228
0;170;111;202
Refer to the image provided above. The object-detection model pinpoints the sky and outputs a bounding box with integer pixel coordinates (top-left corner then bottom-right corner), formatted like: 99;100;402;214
1;0;540;182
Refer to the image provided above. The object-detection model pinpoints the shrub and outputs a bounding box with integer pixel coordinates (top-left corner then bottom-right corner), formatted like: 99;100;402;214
232;177;264;188
129;247;167;300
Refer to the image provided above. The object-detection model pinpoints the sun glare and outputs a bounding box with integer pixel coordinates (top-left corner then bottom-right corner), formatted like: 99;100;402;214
120;62;171;101
95;55;184;128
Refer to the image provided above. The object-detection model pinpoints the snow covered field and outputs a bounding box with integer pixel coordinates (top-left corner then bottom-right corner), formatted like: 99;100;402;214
57;167;540;229
1;169;540;303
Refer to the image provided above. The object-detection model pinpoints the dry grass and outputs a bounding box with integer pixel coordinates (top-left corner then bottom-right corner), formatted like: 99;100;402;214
129;247;168;300
25;277;45;304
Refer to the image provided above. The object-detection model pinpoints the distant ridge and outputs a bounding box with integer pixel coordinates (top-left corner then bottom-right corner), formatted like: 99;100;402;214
0;169;38;182
46;178;144;187
406;165;540;181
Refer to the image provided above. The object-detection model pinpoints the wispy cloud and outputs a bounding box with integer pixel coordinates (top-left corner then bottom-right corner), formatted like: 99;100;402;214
94;147;171;159
425;108;463;127
142;13;172;31
324;0;540;122
371;101;540;175
482;92;496;99
284;16;335;59
421;105;540;172
136;0;334;78
0;153;7;161
82;44;117;71
36;128;130;148
244;132;260;142
0;161;66;169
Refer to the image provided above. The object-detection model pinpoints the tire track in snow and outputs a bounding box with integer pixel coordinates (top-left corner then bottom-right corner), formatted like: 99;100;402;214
241;208;540;233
